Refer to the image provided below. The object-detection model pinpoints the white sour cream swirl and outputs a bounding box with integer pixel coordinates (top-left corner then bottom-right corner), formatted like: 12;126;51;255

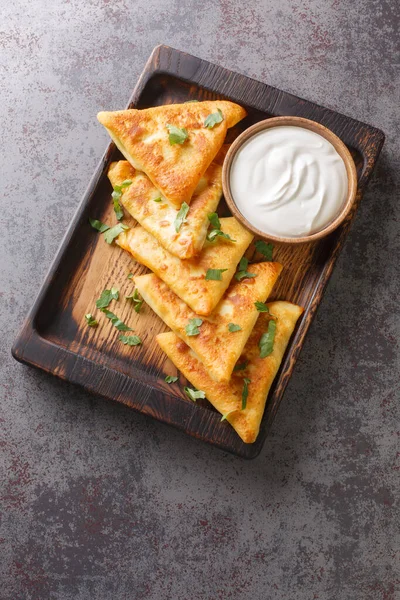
230;126;348;238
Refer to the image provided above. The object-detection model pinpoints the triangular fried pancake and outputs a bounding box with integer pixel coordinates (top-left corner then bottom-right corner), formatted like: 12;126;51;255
98;101;247;207
134;262;282;382
108;158;223;259
157;301;303;443
116;217;253;316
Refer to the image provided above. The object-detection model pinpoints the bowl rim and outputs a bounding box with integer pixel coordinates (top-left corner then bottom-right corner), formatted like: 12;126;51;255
222;116;358;244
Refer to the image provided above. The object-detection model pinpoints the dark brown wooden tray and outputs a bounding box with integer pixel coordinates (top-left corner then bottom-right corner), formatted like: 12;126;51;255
12;45;384;458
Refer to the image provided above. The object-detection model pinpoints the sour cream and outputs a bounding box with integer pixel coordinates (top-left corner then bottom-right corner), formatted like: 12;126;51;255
229;126;348;238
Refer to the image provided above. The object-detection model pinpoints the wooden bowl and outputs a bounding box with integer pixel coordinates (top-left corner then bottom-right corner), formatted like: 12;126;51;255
222;116;358;244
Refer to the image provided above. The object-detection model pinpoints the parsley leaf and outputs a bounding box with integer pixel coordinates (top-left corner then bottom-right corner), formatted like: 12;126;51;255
119;334;142;346
174;202;190;232
208;212;221;230
127;273;134;279
242;378;251;410
206;229;236;243
204;108;224;129
166;124;188;145
85;313;98;327
89;218;110;233
153;197;162;202
255;301;269;313
126;289;144;313
255;240;274;261
221;410;237;422
111;190;124;221
184;387;206;401
235;256;257;281
185;318;203;336
120;179;132;188
96;287;119;309
104;223;129;244
228;323;242;332
206;212;236;243
165;375;179;384
101;309;133;331
233;361;248;371
259;320;277;358
205;268;228;281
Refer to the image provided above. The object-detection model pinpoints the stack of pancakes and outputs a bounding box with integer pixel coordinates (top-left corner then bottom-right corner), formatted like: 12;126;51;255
98;101;303;443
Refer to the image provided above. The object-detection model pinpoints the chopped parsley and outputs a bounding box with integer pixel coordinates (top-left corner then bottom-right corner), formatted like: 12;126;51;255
104;223;129;244
100;309;133;331
206;212;236;242
242;378;251;410
208;213;221;230
205;268;228;281
166;124;188;145
235;256;257;281
233;361;248;372
204;109;224;129
126;289;144;313
259;320;277;358
185;318;203;336
255;240;274;261
174;202;189;232
111;190;124;221
153;197;162;202
84;313;98;327
96;287;119;309
184;387;206;401
228;323;242;332
89;218;110;233
119;334;142;346
165;375;179;384
254;301;269;313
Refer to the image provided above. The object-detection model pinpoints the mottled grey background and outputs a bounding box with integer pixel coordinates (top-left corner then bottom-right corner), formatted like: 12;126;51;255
1;1;399;599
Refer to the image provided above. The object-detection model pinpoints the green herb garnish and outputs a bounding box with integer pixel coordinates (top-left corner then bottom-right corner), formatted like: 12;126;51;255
254;301;269;313
206;229;236;243
84;313;98;327
126;289;144;313
111;190;124;221
89;218;110;233
255;240;274;261
221;410;237;422
184;387;206;401
165;375;179;384
208;213;221;230
242;378;251;410
259;320;277;358
185;318;203;336
166;124;188;145
174;202;190;232
204;109;224;129
119;334;142;346
235;257;257;281
104;223;129;244
228;323;242;332
127;273;134;279
96;287;119;309
153;197;162;202
205;268;228;281
101;309;133;331
233;361;248;372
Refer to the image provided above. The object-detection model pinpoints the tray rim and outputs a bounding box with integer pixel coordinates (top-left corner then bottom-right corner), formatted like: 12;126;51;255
12;44;385;459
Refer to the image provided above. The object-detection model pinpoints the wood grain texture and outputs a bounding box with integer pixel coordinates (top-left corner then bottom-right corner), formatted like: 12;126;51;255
12;45;385;458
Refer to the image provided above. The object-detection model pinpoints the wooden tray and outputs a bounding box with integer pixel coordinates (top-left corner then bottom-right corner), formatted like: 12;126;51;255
12;45;384;458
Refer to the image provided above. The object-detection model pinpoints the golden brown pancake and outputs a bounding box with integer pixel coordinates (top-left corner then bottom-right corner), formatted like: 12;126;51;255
116;217;254;316
157;301;303;443
134;262;282;382
108;159;223;259
98;100;247;207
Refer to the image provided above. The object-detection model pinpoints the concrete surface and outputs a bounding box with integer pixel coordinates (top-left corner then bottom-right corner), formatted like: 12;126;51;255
1;1;399;599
